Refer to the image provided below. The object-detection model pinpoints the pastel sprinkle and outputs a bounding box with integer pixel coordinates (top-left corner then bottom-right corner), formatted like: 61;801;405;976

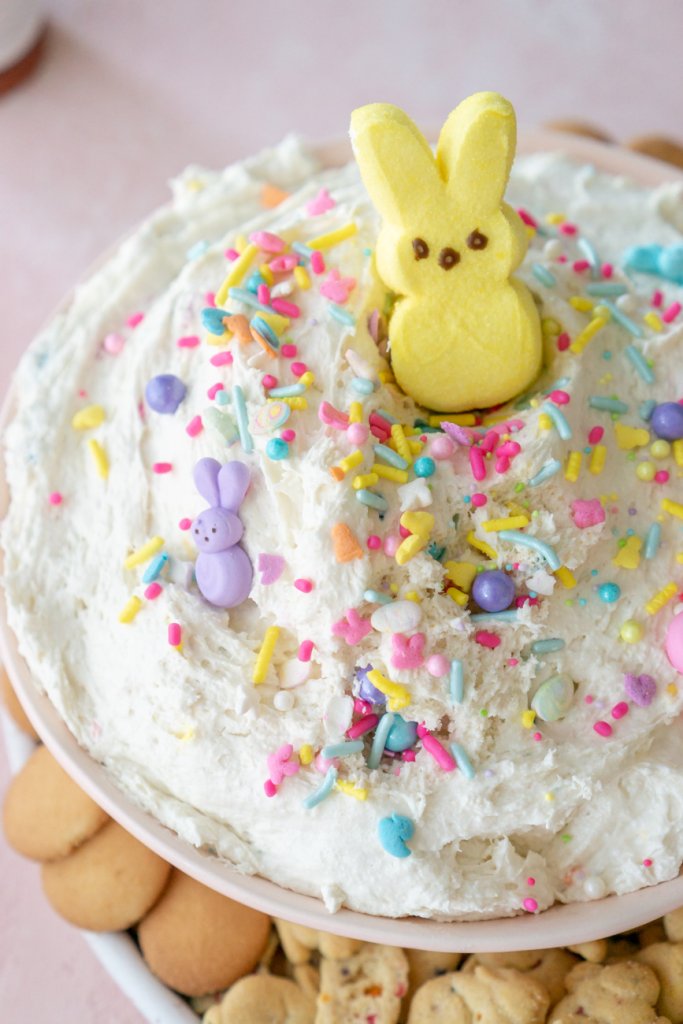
368;712;395;769
142;552;168;583
523;898;539;913
144;582;162;600
449;659;464;704
168;623;182;647
252;626;280;684
186;415;203;437
593;721;613;737
542;402;572;440
589;396;629;414
497;530;561;570
601;299;644;337
152;462;172;474
528;460;561;486
624;345;655;384
124;536;164;571
644;523;661;560
72;404;105;430
87;439;109;479
118;596;142;624
321;740;364;759
294;578;313;593
232;385;254;453
450;741;476;779
298;640;314;662
48;492;63;506
475;631;501;649
532;263;556;287
662;301;682;323
302;766;337;809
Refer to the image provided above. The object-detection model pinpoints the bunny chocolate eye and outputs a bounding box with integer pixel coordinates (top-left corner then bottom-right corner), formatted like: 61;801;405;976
438;247;460;270
211;527;216;533
467;230;488;251
412;237;429;260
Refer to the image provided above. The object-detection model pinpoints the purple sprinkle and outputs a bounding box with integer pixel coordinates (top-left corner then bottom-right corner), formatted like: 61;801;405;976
441;421;474;446
624;672;657;707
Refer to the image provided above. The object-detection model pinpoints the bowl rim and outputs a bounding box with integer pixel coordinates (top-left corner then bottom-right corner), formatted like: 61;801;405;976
2;129;683;952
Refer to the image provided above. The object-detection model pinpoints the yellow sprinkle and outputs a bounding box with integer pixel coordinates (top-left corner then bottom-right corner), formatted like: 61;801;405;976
403;591;420;603
589;444;607;475
87;439;109;479
677;552;683;564
554;566;577;589
428;413;477;427
307;222;357;250
124;536;164;571
378;370;395;384
348;401;363;424
214;242;257;305
613;535;642;570
541;317;561;337
546;212;565;225
299;744;314;765
352;472;379;490
390;423;412;465
443;561;477;592
569;296;595;312
569;316;608;355
257;311;290;335
407;439;423;455
467;530;498;561
72;404;105;430
185;178;203;193
372;463;409;484
396;533;428;566
661;498;683;520
335;449;364;476
205;330;230;347
668;683;679;697
259;262;275;286
480;410;515;427
299;371;315;388
172;725;196;742
645;582;678;616
538;412;552;431
118;596;142;624
614;423;650;450
521;709;536;729
283;396;307;410
482;515;530;532
544;791;555;802
564;450;582;483
253;626;279;684
336;780;368;801
644;311;663;332
234;234;248;253
672;440;683;467
446;586;469;606
366;669;410;712
293;265;311;290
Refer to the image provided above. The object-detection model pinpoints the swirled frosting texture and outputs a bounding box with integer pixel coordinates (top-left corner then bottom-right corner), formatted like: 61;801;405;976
3;140;683;919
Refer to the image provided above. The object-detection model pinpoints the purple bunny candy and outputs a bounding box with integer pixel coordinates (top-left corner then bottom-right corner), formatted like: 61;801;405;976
192;458;253;608
624;672;657;707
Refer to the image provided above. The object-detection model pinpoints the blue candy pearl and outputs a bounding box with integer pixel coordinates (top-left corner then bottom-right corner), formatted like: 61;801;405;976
145;374;187;414
471;569;516;613
651;402;683;441
265;438;289;460
598;582;621;603
413;456;436;478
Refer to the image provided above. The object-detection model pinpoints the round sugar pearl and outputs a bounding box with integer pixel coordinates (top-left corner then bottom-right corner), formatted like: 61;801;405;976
636;461;656;482
431;436;454;460
583;875;606;899
655;470;670;483
650;439;671;460
651;401;683;441
620;620;643;644
413;456;435;478
266;438;289;460
273;691;294;711
472;570;515;613
426;654;449;677
145;374;186;414
598;582;621;603
347;422;369;445
103;332;125;354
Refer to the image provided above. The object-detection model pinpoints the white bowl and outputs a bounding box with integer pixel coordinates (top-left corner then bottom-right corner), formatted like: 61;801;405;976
2;131;683;952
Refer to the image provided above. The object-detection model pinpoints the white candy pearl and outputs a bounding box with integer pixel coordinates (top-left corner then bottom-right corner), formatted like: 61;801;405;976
273;691;294;711
371;600;423;634
543;239;563;260
583;875;606;899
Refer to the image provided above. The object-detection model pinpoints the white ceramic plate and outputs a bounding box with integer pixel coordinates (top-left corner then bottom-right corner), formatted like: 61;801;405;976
2;131;683;953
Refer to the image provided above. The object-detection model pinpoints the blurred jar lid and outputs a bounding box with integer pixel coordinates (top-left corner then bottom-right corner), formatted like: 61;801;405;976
0;0;45;92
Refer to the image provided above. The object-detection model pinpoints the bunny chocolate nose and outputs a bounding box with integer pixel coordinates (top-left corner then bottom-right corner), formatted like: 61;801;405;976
438;247;460;270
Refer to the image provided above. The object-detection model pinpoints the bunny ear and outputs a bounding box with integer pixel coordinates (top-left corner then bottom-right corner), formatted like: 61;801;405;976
218;461;250;512
437;92;516;215
351;103;441;225
194;457;221;506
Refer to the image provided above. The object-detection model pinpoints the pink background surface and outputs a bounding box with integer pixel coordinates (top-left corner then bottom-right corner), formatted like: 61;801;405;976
1;0;682;1019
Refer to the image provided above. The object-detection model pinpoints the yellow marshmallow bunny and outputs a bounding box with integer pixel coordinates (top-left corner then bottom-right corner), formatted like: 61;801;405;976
351;92;542;412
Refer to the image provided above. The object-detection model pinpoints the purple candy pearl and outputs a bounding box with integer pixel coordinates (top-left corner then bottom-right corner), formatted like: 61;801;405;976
624;672;657;707
651;402;683;441
471;569;516;613
145;374;187;414
355;664;386;705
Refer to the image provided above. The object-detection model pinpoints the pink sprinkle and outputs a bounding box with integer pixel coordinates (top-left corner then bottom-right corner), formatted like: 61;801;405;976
523;897;539;913
571;498;606;529
384;534;400;557
250;230;286;253
205;291;216;307
103;332;125;355
318;401;349;430
126;312;144;328
268;254;299;273
354;699;372;717
367;534;382;550
207;382;224;400
471;492;487;508
475;631;500;649
601;263;613;278
264;780;277;798
153;462;172;474
495;456;510;474
585;695;594;704
508;658;519;667
272;298;300;318
225;247;240;261
655;470;670;484
168;622;182;646
402;750;416;762
281;428;296;442
662;301;681;323
306;187;335;216
186;415;203;437
526;877;536;886
572;259;590;272
588;426;604;444
652;289;664;308
556;254;567;263
549;389;570;405
643;858;653;867
593;720;613;737
294;578;313;593
48;491;63;506
517;208;538;228
559;222;577;236
469;446;487;481
480;430;498;454
557;332;571;351
177;335;200;348
611;701;629;719
257;284;271;306
532;732;543;742
145;582;162;600
291;361;308;378
399;524;411;539
210;351;233;366
416;723;456;771
310;250;325;275
262;374;278;389
347;713;379;739
280;343;297;358
298;640;314;662
179;518;192;530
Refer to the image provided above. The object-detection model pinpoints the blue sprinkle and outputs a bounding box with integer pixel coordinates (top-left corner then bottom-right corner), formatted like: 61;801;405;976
245;271;265;293
268;383;305;398
428;542;446;561
528;459;562;486
321;740;364;759
624;345;655;384
377;408;400;424
601;299;644;338
201;306;230;335
542;402;572;440
577;236;600;272
585;282;628;297
368;712;395;769
378;813;414;858
497;530;561;571
292;241;313;261
640;399;657;422
364;589;392;605
250;315;280;350
589;396;629;414
470;610;519;622
232;384;253;454
450;742;476;780
530;638;565;656
644;522;661;560
215;391;231;406
302;766;337;809
142;552;168;584
355;489;388;512
350;376;375;394
532;263;556;287
228;287;271;313
623;244;662;275
265;437;289;461
329;304;356;327
449;659;464;704
373;444;408;469
657;244;683;284
186;240;209;261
